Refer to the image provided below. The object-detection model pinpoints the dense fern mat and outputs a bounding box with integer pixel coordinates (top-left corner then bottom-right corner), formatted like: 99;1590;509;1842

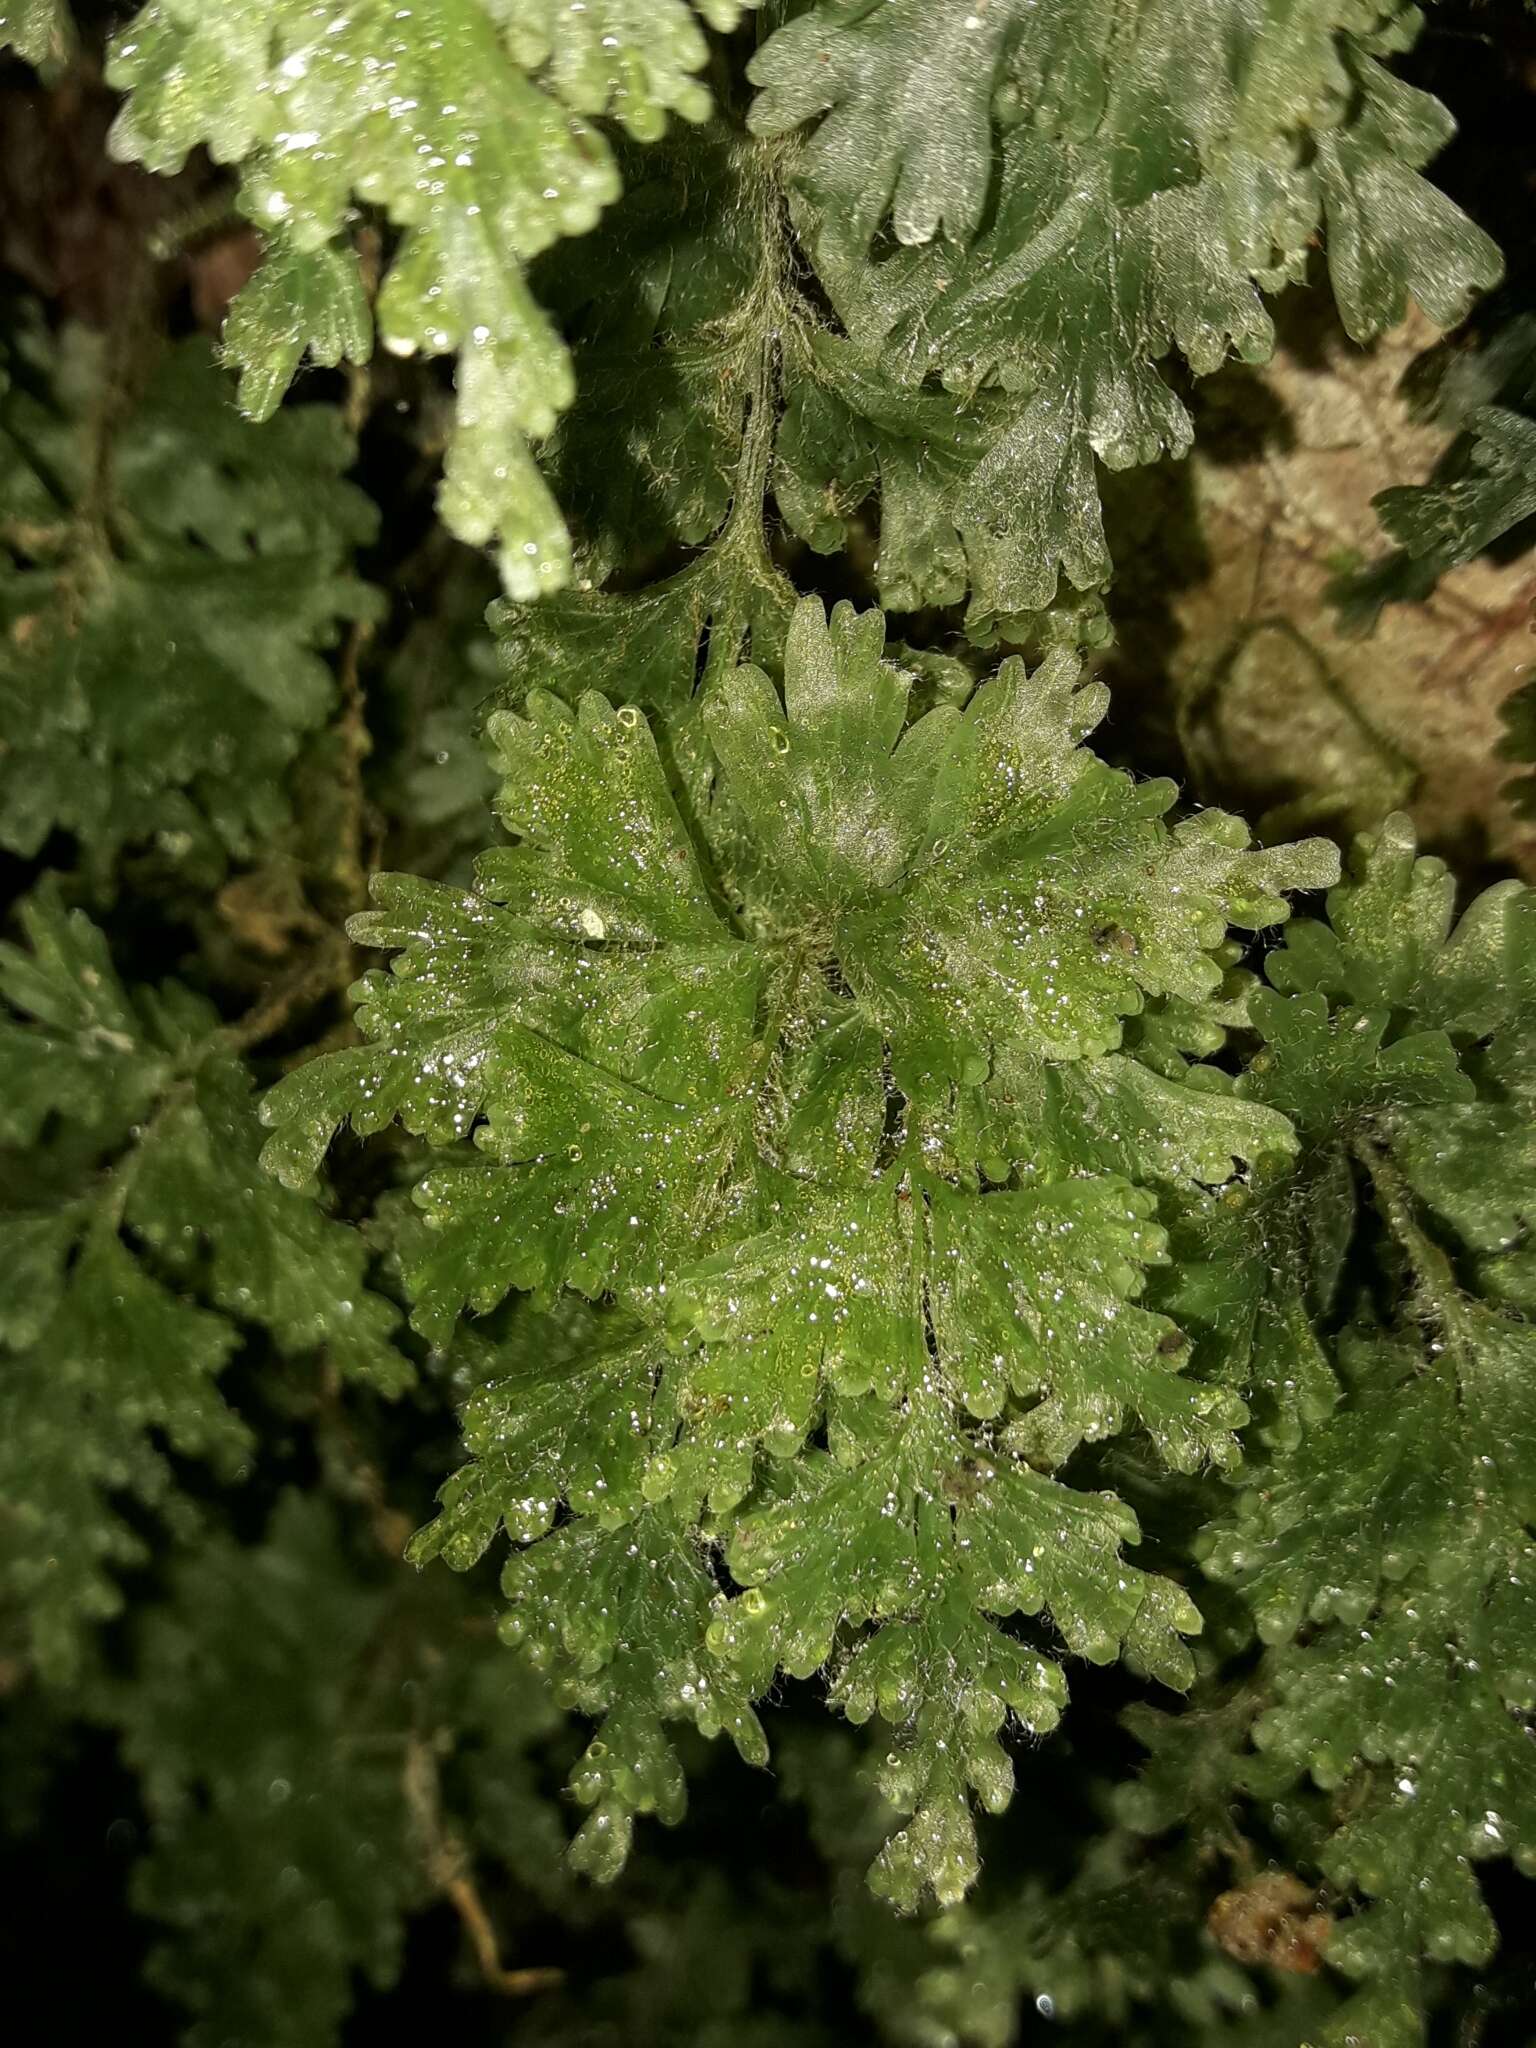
3;2;1536;2044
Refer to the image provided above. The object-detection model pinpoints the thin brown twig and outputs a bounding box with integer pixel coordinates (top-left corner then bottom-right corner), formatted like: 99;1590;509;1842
79;262;160;556
331;614;378;916
403;1735;564;2000
441;1874;565;1998
220;931;354;1054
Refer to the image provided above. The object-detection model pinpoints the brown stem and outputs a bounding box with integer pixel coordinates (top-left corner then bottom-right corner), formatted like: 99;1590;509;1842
403;1735;564;1999
442;1874;565;1998
330;616;379;916
220;931;354;1053
78;264;161;557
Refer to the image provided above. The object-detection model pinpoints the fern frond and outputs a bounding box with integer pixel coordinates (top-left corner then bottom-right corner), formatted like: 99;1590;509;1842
104;0;756;594
0;322;378;880
0;885;407;1680
751;0;1500;616
114;1492;567;2044
261;596;1335;1900
1188;818;1536;1988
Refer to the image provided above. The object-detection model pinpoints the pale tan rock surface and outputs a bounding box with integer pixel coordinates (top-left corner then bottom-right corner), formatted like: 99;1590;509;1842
1105;295;1536;878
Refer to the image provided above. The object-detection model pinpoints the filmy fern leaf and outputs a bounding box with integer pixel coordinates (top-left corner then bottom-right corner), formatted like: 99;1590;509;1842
0;884;407;1681
104;0;757;595
0;0;71;67
0;322;378;881
1332;312;1536;633
1182;818;1536;1996
113;1491;568;2048
750;0;1500;619
2;4;1530;2040
261;595;1335;1902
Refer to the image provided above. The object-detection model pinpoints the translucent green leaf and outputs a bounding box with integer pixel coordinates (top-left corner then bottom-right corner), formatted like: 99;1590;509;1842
748;0;1030;249
0;0;71;67
409;1315;658;1562
268;599;1334;1892
1316;56;1500;341
502;0;756;141
222;238;372;423
0;328;378;878
757;0;1499;611
1200;817;1536;1993
268;600;1331;1305
498;1509;767;1877
1332;318;1536;634
0;887;407;1677
1255;1584;1536;1965
493;542;795;813
1376;408;1536;569
104;2;593;591
1267;813;1532;1036
712;1404;1194;1906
